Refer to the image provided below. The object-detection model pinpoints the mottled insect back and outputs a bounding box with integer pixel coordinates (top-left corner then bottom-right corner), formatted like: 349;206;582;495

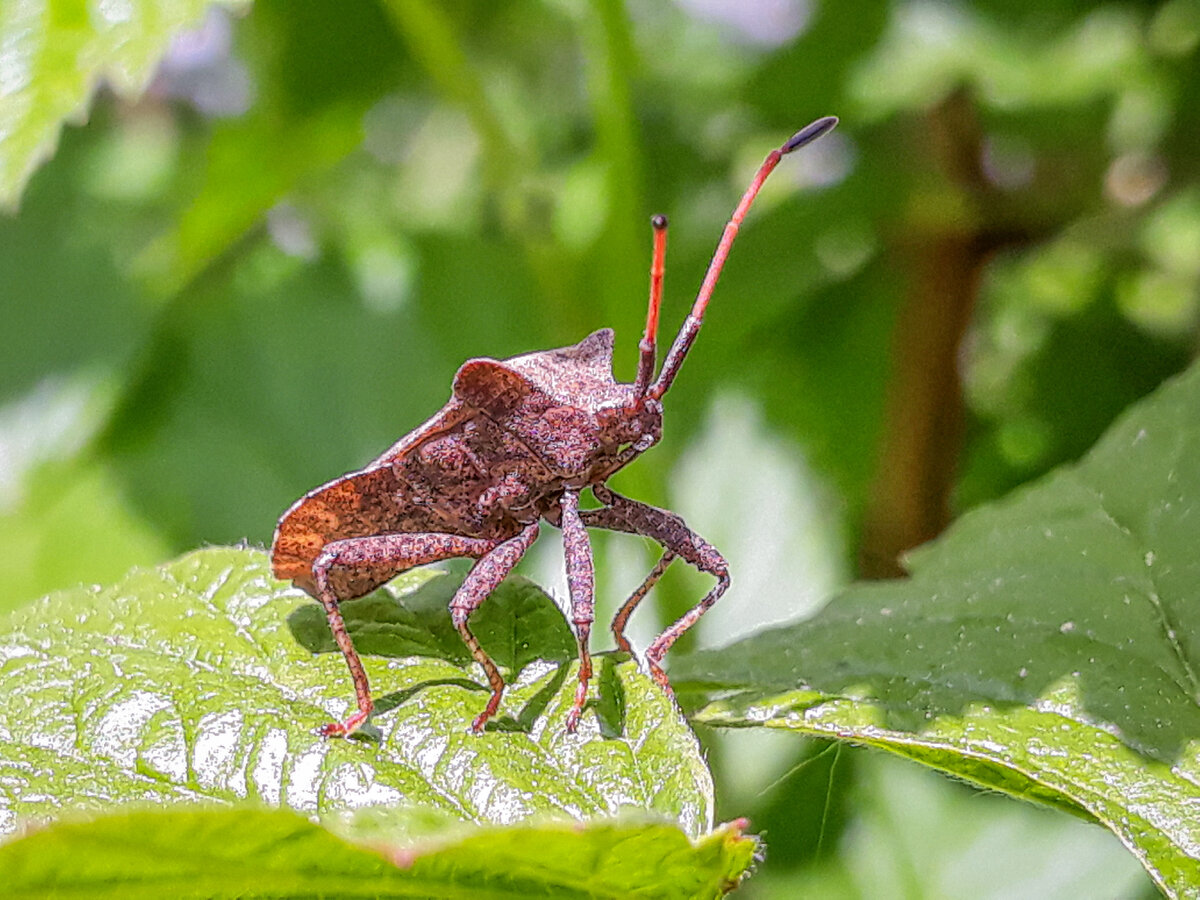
452;330;638;477
498;329;629;407
271;117;838;737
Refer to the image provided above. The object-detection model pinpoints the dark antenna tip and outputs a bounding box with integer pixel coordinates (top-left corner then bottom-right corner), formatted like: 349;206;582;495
782;116;839;154
651;214;668;230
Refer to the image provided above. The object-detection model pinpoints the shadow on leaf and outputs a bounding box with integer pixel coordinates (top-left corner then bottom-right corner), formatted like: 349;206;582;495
286;569;575;672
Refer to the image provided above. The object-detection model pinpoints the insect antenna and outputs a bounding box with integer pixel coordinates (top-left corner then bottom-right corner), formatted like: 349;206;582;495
633;214;669;397
647;115;838;401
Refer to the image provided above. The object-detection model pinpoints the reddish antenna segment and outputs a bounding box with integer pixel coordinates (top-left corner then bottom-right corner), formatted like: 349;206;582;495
633;214;669;397
645;115;838;401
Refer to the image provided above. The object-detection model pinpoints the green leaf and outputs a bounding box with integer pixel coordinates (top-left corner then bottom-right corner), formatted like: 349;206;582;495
135;102;368;294
674;363;1200;898
0;0;247;210
0;548;713;838
134;1;409;294
0;806;756;899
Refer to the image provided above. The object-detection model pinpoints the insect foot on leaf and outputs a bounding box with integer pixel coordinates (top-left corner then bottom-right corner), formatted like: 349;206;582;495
270;116;838;737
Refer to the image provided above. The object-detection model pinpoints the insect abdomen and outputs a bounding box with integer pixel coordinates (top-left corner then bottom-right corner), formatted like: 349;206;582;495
271;414;550;597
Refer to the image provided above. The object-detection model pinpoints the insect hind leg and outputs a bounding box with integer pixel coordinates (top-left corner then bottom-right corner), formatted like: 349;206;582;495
312;531;499;737
448;523;541;733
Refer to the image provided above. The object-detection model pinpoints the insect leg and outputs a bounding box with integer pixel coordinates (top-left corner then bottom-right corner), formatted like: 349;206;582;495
609;550;676;655
559;489;595;733
583;486;729;694
449;523;541;733
312;531;499;737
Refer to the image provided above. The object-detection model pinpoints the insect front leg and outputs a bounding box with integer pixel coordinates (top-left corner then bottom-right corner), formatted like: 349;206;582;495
312;531;499;737
449;523;541;733
582;486;730;695
559;489;595;733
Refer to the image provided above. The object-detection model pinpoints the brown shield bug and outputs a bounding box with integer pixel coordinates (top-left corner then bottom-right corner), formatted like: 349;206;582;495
272;116;838;736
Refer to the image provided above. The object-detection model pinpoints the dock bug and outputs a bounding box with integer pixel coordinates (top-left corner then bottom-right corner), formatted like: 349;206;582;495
272;116;839;736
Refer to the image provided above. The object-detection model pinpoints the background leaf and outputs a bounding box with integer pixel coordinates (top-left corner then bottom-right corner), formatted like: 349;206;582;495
0;0;248;209
0;549;713;839
674;362;1200;895
0;807;756;899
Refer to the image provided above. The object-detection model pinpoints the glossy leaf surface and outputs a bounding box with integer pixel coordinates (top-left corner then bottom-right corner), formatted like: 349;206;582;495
675;364;1200;897
0;549;713;838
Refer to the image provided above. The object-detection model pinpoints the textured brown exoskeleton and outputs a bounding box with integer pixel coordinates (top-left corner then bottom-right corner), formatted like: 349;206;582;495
272;116;838;737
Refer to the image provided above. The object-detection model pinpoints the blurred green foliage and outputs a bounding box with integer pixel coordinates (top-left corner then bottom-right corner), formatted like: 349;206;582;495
3;0;1197;895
